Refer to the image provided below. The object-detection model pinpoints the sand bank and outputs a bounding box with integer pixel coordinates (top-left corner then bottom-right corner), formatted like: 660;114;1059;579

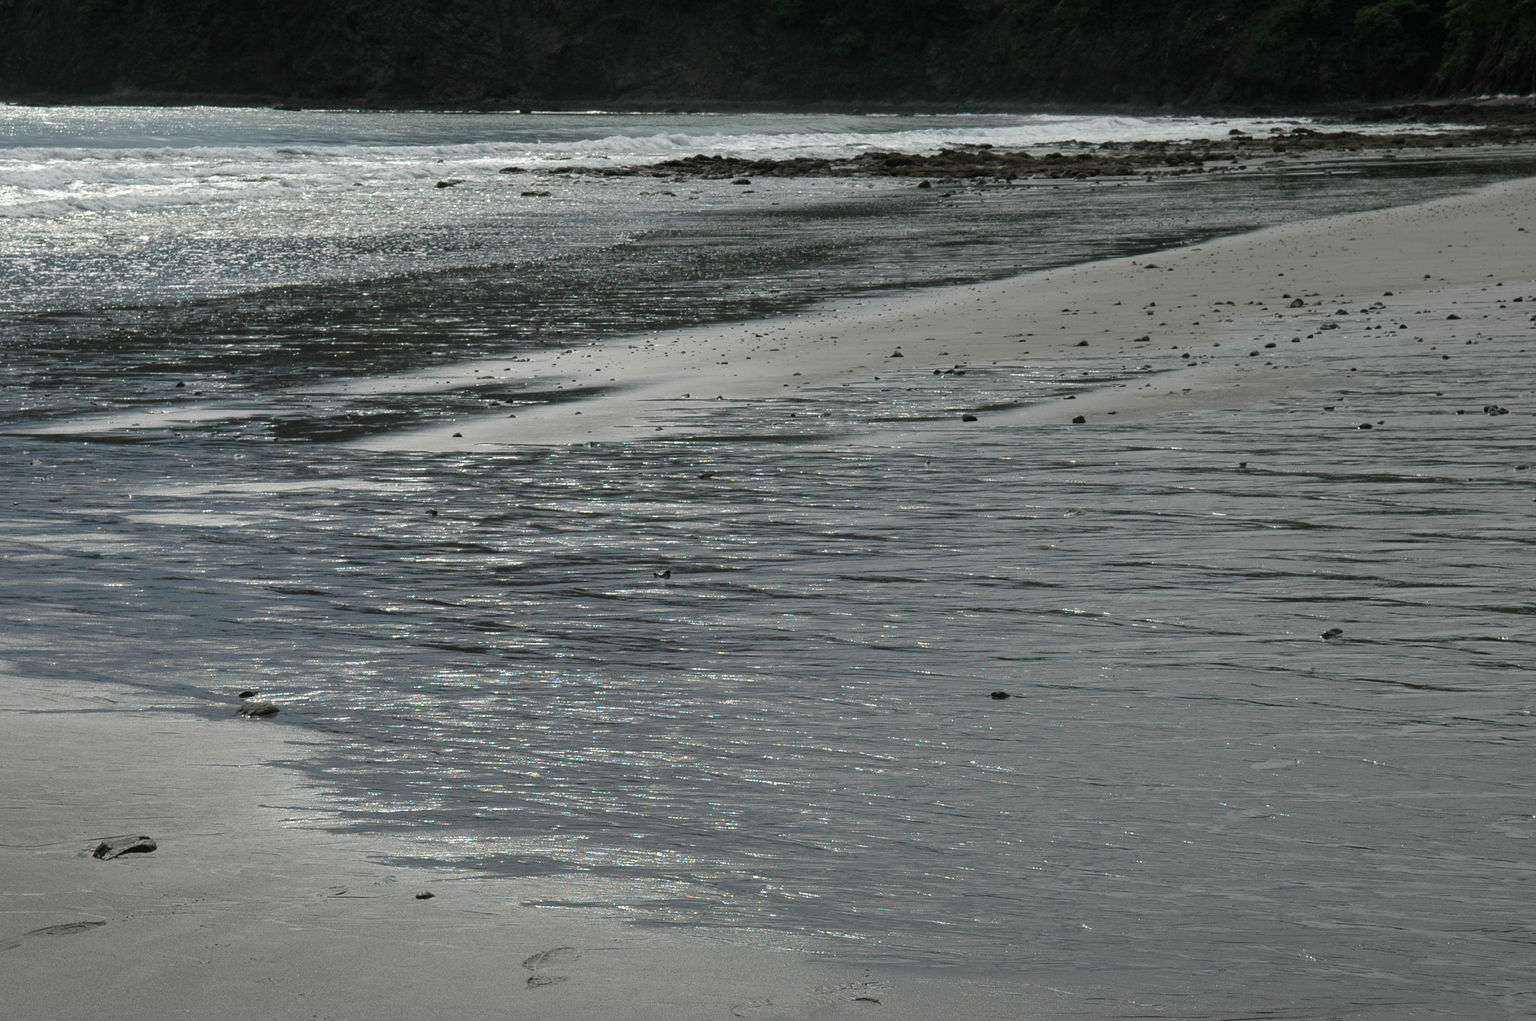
0;669;1087;1020
17;173;1535;449
333;174;1536;449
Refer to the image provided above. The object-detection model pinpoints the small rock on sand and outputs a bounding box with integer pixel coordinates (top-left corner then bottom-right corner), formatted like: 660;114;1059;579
92;835;157;860
238;700;279;718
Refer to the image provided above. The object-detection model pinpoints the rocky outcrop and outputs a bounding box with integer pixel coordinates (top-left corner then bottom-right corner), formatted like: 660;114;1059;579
538;124;1536;182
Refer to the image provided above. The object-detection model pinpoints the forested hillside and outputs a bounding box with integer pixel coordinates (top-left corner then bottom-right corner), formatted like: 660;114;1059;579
1;0;1532;106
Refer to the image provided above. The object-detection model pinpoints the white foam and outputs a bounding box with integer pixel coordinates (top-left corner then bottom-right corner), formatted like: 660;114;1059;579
0;111;1446;221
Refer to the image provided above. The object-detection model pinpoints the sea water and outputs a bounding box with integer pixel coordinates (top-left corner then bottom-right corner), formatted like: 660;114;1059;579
3;105;1535;1018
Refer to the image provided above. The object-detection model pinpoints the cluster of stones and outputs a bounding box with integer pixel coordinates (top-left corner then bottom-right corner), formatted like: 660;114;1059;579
537;123;1536;184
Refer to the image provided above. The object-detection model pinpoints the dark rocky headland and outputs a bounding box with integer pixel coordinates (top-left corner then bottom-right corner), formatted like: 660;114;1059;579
535;120;1536;183
2;1;1535;109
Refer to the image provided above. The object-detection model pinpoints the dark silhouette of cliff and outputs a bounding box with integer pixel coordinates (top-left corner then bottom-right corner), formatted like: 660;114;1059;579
1;1;1531;107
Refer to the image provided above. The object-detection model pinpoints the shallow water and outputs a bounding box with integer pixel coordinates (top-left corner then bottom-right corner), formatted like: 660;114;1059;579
4;106;1535;1018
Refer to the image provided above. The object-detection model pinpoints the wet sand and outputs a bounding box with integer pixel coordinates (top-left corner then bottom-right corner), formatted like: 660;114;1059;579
5;175;1534;1018
0;671;1077;1020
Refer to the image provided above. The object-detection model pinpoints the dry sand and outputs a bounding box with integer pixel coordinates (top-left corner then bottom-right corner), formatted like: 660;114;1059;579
6;176;1535;1019
326;174;1536;449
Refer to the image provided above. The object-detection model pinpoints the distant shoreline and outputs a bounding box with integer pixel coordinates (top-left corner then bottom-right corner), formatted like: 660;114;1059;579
9;92;1535;189
3;90;1534;125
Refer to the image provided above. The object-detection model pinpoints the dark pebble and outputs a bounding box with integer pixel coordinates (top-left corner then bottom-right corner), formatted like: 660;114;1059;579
961;414;978;422
1072;415;1087;424
92;834;157;860
989;691;1011;700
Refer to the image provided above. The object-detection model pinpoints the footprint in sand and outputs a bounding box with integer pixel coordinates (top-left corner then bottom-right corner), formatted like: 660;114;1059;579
731;999;774;1017
0;920;106;952
522;945;579;988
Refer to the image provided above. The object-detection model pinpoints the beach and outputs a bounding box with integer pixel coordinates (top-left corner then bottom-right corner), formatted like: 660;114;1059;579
4;107;1536;1018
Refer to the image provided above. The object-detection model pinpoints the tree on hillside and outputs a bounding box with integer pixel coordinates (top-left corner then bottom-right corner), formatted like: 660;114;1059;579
1440;0;1536;93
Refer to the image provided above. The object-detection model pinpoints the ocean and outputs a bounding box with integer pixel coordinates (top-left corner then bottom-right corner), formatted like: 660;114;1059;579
3;104;1534;1018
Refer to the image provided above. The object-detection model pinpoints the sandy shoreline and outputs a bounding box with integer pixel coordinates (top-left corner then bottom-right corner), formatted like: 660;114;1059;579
27;171;1535;451
6;174;1535;1017
0;670;1082;1019
337;173;1536;449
